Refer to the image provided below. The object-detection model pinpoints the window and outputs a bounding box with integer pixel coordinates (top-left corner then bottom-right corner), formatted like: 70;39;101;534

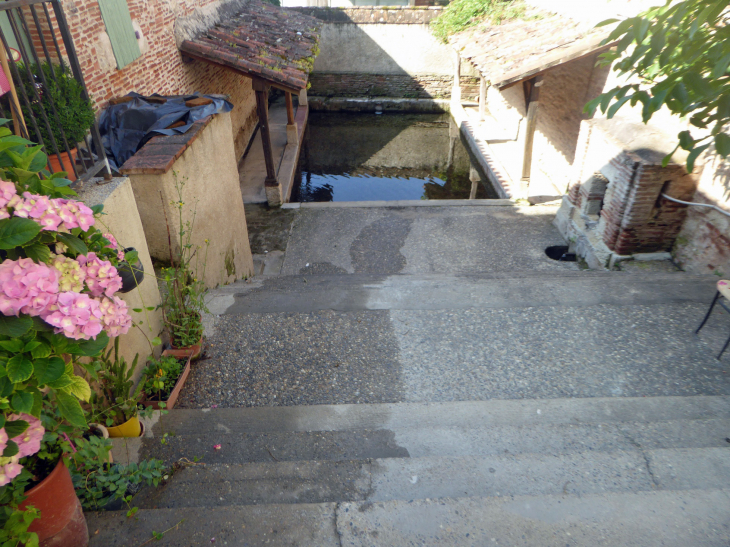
97;0;141;69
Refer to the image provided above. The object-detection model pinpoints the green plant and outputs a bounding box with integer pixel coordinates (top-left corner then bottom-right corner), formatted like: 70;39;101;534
17;62;96;148
141;356;184;402
160;173;209;349
430;0;527;42
586;0;730;173
86;337;144;427
67;435;166;511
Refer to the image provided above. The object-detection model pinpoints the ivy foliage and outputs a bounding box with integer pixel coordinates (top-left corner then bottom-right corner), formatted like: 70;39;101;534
430;0;528;43
586;0;730;172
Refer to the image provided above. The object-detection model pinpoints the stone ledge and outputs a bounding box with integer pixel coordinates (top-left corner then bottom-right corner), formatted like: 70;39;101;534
288;6;443;24
119;116;213;175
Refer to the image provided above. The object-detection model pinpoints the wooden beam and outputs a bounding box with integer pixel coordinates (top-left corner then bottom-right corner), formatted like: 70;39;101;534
285;92;295;126
521;75;543;182
253;79;277;186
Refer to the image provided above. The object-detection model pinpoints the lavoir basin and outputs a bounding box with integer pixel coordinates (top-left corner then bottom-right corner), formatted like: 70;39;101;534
291;112;499;202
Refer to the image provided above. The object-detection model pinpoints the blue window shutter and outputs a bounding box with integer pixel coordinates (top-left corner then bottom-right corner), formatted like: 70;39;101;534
97;0;141;69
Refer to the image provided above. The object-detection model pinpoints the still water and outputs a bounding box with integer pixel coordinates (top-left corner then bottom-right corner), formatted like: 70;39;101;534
291;112;499;202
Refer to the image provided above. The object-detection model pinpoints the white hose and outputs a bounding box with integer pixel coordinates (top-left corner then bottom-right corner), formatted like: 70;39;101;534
661;193;730;219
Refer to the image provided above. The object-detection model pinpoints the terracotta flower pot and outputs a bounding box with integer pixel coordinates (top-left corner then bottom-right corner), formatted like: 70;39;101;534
171;336;203;361
48;148;78;182
106;414;142;438
20;460;88;547
142;349;193;410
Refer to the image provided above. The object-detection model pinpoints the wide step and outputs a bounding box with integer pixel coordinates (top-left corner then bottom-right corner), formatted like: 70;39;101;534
87;489;730;546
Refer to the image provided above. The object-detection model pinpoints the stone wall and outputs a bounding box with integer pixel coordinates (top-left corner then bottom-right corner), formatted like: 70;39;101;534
292;6;476;101
54;0;258;159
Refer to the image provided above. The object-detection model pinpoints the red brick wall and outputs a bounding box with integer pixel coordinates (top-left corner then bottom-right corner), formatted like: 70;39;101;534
60;0;257;159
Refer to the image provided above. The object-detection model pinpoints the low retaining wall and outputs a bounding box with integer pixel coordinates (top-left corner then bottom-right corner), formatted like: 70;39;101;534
309;73;479;101
120;111;254;288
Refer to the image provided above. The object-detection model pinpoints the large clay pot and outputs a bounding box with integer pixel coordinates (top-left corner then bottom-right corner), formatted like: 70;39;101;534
20;460;88;547
48;148;78;182
106;414;141;438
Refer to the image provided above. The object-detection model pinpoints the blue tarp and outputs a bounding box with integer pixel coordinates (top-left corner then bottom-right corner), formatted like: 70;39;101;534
97;92;233;170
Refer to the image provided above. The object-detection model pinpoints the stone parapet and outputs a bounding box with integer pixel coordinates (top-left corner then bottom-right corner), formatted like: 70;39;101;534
287;6;443;24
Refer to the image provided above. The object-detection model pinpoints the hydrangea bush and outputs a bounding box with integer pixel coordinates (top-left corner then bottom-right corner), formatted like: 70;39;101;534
0;118;134;546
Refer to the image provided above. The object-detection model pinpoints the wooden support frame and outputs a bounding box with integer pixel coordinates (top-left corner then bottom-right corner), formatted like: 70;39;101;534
253;78;278;186
520;75;543;183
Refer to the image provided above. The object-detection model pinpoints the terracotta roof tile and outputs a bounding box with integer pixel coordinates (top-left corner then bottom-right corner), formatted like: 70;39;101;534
451;9;613;89
180;1;321;91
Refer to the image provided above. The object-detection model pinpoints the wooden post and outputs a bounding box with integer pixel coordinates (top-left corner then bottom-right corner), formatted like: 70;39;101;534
478;76;486;121
253;79;277;186
521;75;543;183
0;46;25;137
285;92;294;126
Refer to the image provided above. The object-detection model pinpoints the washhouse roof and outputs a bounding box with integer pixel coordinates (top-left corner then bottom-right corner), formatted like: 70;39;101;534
180;0;321;92
450;9;614;89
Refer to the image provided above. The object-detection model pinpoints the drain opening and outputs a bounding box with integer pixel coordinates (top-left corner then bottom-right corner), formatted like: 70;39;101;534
545;245;577;262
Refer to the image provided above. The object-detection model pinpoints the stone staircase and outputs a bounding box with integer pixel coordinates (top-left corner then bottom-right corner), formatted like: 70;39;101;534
88;204;730;545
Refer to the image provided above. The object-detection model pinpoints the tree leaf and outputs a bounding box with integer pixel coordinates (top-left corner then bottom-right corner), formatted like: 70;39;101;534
55;233;88;256
0;315;32;337
7;354;33;383
0;217;41;250
4;419;28;438
61;375;91;402
23;242;52;264
55;391;87;428
687;143;711;173
33;356;66;385
11;392;34;414
715;133;730;157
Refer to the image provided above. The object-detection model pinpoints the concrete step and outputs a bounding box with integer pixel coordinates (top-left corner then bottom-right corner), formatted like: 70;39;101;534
142;418;730;466
131;447;730;509
205;271;716;315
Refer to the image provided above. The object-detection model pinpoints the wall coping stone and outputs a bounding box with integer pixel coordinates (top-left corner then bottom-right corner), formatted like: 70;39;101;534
120;116;214;175
287;6;443;24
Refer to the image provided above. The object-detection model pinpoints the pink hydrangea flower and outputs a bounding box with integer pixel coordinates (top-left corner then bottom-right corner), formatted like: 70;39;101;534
78;253;122;297
8;413;44;459
52;255;85;293
0;457;22;487
98;296;132;337
42;291;103;340
0;180;17;209
0;209;9;221
0;428;7;455
103;233;118;250
0;258;59;317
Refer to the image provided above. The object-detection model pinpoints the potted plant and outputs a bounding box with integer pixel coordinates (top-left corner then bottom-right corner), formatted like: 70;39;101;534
0;118;132;546
140;350;193;410
17;62;96;181
116;247;144;293
87;337;150;438
160;174;208;359
67;435;165;513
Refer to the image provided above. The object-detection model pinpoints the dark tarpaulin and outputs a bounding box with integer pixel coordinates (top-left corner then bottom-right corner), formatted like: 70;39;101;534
97;92;233;170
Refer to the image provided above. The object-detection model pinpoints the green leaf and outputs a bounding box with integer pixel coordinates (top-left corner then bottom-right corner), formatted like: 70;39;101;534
75;331;109;357
11;392;33;414
124;250;139;264
90;204;104;215
22;340;40;352
715;133;730;157
595;18;619;27
0;377;13;397
33;356;66;385
2;440;18;458
678;130;694;150
30;389;42;417
687;143;711;173
711;52;730;79
682;71;714;99
51;177;73;187
607;95;632;119
55;233;88;256
7;354;33;383
4;419;28;438
23;242;52;264
56;391;87;428
0;217;41;250
0;315;33;337
30;341;51;359
0;339;24;353
46;373;74;390
61;375;91;402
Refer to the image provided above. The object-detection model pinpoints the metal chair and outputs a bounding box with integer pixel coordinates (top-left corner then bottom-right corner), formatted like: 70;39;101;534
696;280;730;359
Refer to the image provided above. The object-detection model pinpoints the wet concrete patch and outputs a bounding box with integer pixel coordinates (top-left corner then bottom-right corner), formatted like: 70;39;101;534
350;216;412;274
298;262;349;275
178;310;404;408
244;203;297;254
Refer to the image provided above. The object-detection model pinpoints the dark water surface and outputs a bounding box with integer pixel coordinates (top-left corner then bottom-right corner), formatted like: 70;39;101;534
291;112;499;202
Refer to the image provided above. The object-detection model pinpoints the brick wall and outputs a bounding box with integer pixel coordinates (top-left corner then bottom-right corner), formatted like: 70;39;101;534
309;73;479;100
58;0;257;159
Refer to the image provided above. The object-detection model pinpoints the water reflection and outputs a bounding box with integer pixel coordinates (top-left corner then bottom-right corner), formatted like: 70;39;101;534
292;112;498;202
